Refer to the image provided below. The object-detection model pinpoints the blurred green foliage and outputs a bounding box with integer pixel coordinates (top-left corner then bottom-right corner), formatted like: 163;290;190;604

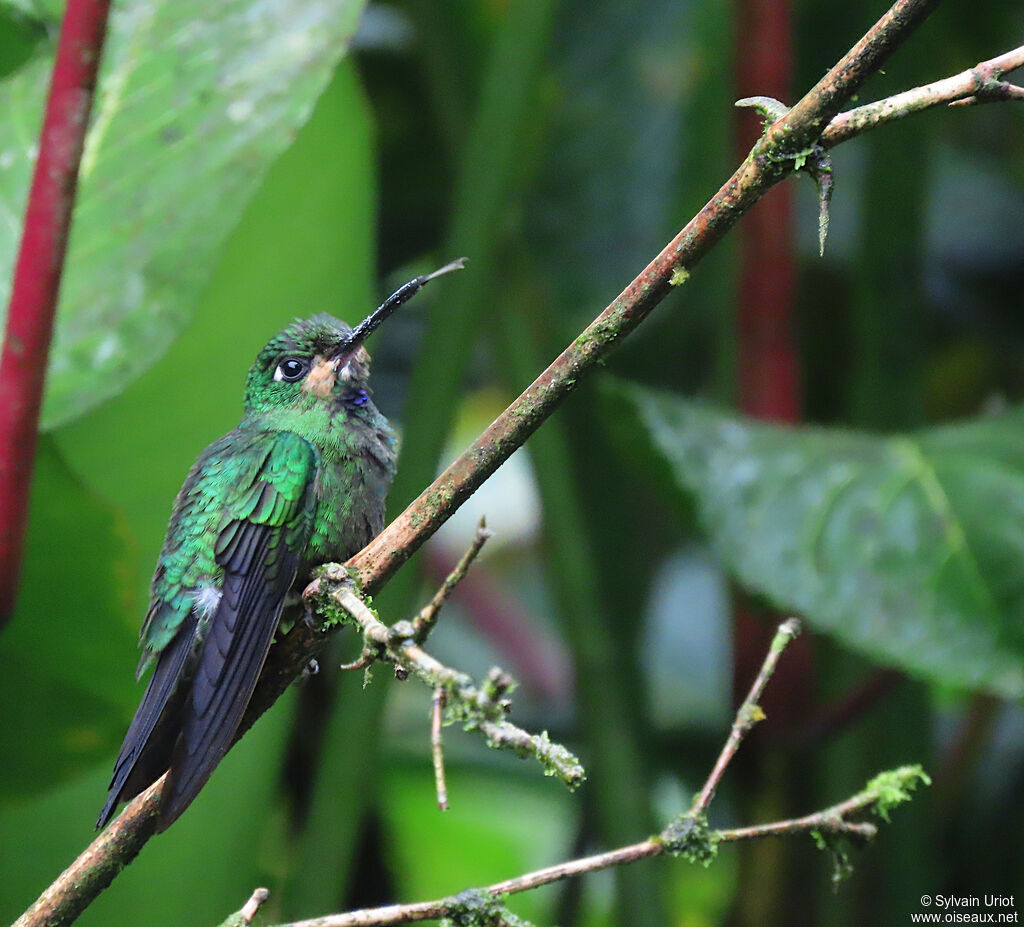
2;1;1024;925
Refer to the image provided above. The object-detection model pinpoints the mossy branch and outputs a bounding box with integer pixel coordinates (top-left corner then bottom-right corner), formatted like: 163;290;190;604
248;622;929;927
305;565;585;791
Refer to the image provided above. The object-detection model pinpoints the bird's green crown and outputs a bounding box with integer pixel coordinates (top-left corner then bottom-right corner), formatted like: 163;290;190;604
244;313;373;414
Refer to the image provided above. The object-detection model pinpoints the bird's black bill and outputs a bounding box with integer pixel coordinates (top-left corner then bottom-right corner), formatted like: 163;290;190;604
332;257;467;361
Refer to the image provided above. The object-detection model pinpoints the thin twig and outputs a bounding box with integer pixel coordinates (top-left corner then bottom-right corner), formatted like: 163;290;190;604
265;643;928;927
271;808;875;927
949;82;1024;106
338;650;376;672
218;888;272;927
692;618;801;816
241;888;271;925
0;0;112;629
432;687;449;811
413;517;493;643
823;44;1024;146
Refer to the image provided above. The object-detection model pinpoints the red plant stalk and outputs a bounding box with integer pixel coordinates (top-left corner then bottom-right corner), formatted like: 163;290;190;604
0;0;112;627
732;0;814;729
735;0;799;423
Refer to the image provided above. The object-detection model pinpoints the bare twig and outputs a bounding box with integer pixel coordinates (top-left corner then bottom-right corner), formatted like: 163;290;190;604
823;44;1024;146
413;517;493;643
261;631;928;927
241;888;271;925
338;650;376;673
423;547;571;700
692;618;801;816
0;0;112;629
432;687;449;811
218;888;271;927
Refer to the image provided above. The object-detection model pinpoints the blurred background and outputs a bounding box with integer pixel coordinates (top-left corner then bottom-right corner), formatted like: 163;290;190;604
1;1;1023;924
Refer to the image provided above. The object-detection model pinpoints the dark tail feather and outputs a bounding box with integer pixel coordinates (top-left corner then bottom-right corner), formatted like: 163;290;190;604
95;785;122;831
96;612;198;829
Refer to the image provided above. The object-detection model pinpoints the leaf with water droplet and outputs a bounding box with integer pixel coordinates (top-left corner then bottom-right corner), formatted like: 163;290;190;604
620;381;1024;697
0;0;366;428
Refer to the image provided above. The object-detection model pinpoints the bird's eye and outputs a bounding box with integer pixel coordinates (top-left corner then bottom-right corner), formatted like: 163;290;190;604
274;357;309;382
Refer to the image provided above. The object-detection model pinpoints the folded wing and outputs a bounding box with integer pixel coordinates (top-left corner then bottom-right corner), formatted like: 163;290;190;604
158;431;318;829
97;430;318;831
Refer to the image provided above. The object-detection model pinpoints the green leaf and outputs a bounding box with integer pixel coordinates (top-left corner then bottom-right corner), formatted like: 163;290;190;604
0;0;366;429
0;438;139;803
0;0;60;21
623;382;1024;697
0;6;47;78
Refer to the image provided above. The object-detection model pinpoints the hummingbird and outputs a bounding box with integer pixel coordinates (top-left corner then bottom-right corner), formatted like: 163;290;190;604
97;259;465;832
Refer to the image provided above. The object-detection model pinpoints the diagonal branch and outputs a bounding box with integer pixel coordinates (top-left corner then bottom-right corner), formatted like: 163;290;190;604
690;619;801;816
348;0;940;595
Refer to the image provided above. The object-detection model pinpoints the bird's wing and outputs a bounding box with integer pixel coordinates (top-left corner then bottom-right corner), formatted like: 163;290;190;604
97;431;248;830
157;430;319;829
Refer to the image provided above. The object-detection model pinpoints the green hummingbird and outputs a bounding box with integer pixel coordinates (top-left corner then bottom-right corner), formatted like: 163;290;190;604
97;259;464;831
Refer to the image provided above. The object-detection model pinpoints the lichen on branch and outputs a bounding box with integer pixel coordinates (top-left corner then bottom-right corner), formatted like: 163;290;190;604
305;567;586;792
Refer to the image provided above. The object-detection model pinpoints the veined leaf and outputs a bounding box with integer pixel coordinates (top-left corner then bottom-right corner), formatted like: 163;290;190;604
624;382;1024;697
0;0;366;428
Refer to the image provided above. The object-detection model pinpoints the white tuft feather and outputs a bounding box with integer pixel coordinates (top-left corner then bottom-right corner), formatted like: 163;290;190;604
193;586;222;617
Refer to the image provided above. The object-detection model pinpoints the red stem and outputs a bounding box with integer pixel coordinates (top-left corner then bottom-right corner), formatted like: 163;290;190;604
0;0;112;627
735;0;799;423
731;0;815;735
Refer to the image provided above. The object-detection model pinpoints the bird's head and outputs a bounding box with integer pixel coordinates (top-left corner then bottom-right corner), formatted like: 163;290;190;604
242;259;466;415
243;314;375;414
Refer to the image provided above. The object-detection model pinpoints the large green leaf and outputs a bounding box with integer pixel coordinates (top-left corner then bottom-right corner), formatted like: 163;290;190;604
0;0;366;429
0;438;139;803
623;382;1024;697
